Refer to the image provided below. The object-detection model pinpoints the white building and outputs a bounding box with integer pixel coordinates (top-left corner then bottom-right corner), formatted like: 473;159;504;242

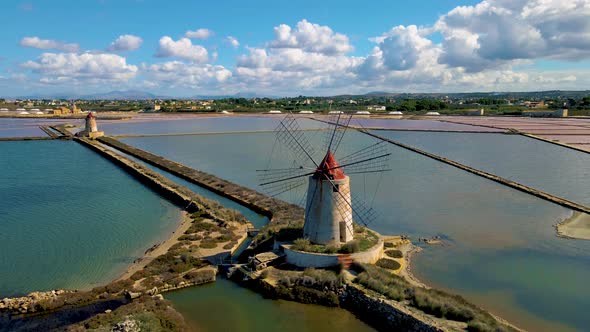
388;111;403;115
268;110;282;114
367;105;386;111
304;152;354;246
425;111;440;116
355;110;371;115
523;109;568;118
328;110;344;114
299;110;314;114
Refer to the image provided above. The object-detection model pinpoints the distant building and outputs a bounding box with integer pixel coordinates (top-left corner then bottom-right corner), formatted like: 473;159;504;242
328;110;344;114
299;110;314;114
355;110;371;115
367;105;386;111
388;111;403;116
521;101;546;108
425;111;440;116
268;110;282;114
48;102;82;116
522;109;568;118
465;109;484;116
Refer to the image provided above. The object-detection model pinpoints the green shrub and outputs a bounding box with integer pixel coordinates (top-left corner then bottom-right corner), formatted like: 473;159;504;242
383;242;395;248
339;240;360;253
223;242;236;249
199;240;217;249
384;249;403;258
292;238;312;251
376;258;401;270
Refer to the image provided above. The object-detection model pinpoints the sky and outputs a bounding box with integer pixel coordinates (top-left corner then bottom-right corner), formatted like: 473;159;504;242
1;0;590;97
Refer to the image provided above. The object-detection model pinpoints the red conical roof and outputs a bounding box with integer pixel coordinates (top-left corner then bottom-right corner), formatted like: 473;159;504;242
86;112;95;119
314;151;346;180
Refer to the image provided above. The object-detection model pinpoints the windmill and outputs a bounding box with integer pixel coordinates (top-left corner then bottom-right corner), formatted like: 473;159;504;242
257;113;391;247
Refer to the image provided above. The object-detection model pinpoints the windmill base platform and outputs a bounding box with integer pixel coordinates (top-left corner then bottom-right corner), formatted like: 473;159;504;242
276;232;384;268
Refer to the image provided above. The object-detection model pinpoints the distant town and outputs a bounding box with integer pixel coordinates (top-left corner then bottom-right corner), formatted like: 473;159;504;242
1;90;590;117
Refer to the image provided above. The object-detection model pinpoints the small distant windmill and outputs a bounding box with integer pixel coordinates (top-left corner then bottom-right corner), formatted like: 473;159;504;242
258;113;391;247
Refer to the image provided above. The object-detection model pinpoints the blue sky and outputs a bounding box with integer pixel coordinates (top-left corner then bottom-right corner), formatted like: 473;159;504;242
1;0;589;97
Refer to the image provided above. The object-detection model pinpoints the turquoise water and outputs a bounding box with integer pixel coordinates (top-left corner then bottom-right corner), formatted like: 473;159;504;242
123;131;590;332
371;131;590;206
166;279;374;332
101;144;269;228
0;140;181;297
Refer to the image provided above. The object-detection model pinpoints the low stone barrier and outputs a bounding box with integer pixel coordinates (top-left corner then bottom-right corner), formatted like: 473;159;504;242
97;136;305;240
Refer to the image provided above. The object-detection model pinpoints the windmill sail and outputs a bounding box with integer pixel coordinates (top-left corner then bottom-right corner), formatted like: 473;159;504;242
258;111;390;246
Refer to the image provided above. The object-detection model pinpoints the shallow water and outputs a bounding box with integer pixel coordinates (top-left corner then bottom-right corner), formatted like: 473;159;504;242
371;130;590;206
0;140;181;297
123;130;590;332
166;278;374;332
100;116;324;136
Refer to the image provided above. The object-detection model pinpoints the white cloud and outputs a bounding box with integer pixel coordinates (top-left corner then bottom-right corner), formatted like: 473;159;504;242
185;28;213;40
235;47;362;93
11;2;590;95
20;37;79;52
226;36;240;48
107;34;143;52
155;36;208;62
268;19;353;55
436;0;590;71
143;61;232;88
22;52;138;83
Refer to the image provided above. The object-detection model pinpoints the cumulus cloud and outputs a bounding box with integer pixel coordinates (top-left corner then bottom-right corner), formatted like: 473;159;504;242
143;61;232;87
22;52;138;83
20;37;79;52
436;0;590;71
235;46;362;93
155;37;208;62
185;28;213;40
226;36;240;48
268;19;353;55
107;34;143;52
12;1;590;95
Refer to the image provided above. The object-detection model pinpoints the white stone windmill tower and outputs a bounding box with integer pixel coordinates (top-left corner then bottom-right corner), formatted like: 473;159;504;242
258;113;390;247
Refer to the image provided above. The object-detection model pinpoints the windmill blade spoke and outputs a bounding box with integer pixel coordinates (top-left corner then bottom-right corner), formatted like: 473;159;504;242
257;167;313;184
331;153;391;172
339;140;389;165
321;174;377;227
344;169;392;176
265;178;307;197
275;113;318;167
331;113;354;154
259;169;315;186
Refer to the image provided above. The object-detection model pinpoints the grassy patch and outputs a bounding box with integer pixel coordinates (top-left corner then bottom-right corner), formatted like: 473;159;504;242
353;264;516;332
290;226;379;254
